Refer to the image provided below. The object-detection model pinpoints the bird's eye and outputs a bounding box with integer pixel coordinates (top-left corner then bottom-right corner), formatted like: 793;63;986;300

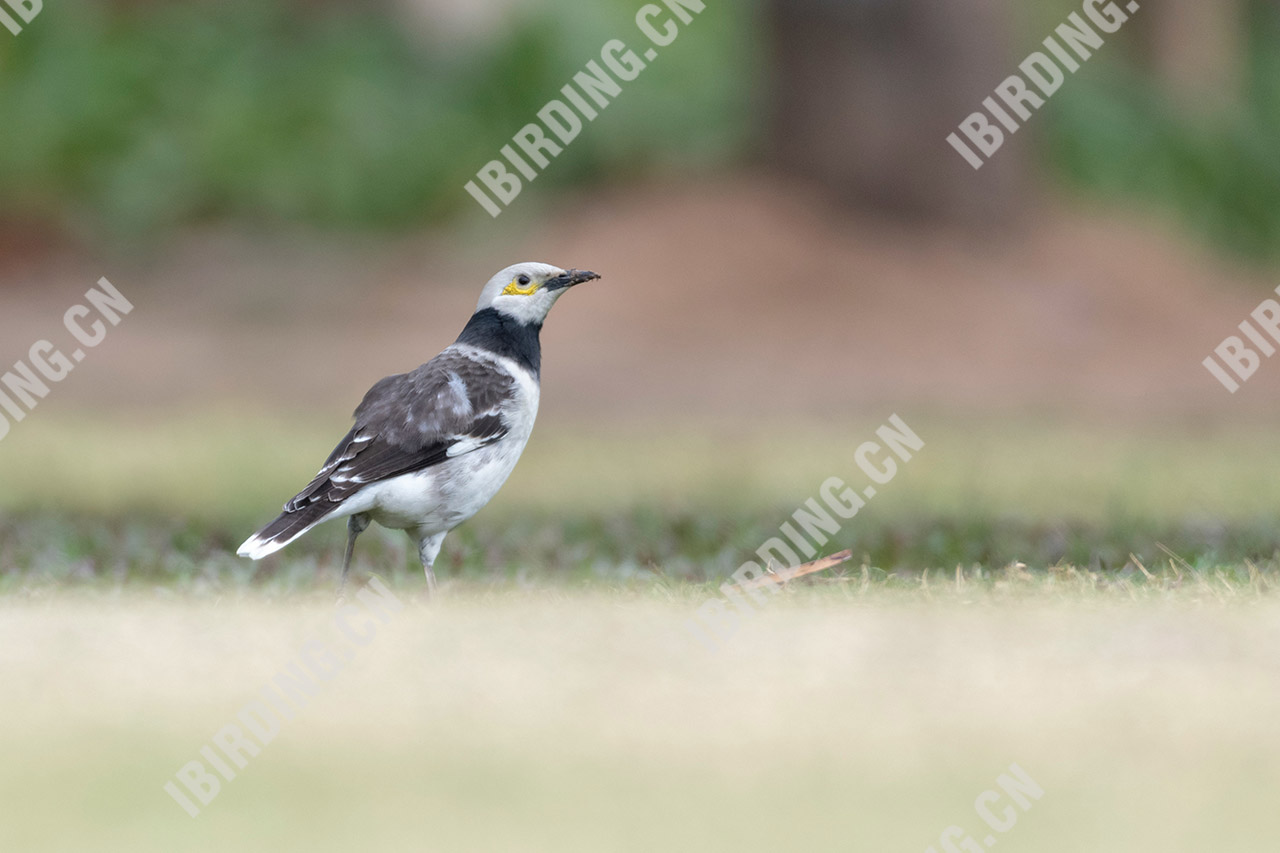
517;275;531;286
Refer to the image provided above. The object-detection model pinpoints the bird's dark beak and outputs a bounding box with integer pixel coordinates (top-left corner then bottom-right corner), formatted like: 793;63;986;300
545;269;601;291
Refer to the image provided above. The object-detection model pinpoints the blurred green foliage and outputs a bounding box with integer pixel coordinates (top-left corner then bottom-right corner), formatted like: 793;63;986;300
0;0;754;240
1040;1;1280;262
3;0;1280;261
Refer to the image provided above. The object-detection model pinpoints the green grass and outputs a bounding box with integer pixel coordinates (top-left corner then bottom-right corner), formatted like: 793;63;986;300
2;413;1280;590
4;506;1280;596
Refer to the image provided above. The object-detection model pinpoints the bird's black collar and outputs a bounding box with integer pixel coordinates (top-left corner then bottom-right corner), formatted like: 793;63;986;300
455;309;542;379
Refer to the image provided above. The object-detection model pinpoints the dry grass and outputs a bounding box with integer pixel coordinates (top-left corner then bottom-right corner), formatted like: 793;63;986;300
3;583;1279;852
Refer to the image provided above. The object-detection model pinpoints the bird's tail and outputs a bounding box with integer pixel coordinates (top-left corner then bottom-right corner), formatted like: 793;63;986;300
237;503;335;560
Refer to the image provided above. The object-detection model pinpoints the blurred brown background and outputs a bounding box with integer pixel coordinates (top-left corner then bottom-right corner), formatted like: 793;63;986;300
2;0;1279;467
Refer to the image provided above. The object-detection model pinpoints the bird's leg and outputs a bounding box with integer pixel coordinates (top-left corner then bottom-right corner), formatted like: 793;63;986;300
340;514;371;595
416;532;447;600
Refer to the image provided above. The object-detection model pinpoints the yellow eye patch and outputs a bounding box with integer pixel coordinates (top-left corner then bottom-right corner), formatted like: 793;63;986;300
502;278;540;296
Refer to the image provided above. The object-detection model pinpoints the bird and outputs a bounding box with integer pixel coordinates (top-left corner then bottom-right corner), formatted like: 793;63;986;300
237;262;602;595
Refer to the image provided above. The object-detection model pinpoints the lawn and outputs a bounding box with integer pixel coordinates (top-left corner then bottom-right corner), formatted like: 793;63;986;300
2;415;1279;851
3;413;1280;589
3;582;1279;852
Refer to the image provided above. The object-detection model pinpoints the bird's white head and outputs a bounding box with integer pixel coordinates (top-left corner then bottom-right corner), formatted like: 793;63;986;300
476;262;601;326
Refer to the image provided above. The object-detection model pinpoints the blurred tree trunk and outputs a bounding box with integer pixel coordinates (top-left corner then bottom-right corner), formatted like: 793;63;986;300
764;0;1028;226
1132;0;1243;107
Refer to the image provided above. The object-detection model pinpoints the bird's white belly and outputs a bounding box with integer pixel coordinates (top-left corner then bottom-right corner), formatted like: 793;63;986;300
358;438;528;533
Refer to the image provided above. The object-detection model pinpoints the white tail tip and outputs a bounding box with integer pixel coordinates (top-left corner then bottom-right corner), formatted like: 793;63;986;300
237;535;285;561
